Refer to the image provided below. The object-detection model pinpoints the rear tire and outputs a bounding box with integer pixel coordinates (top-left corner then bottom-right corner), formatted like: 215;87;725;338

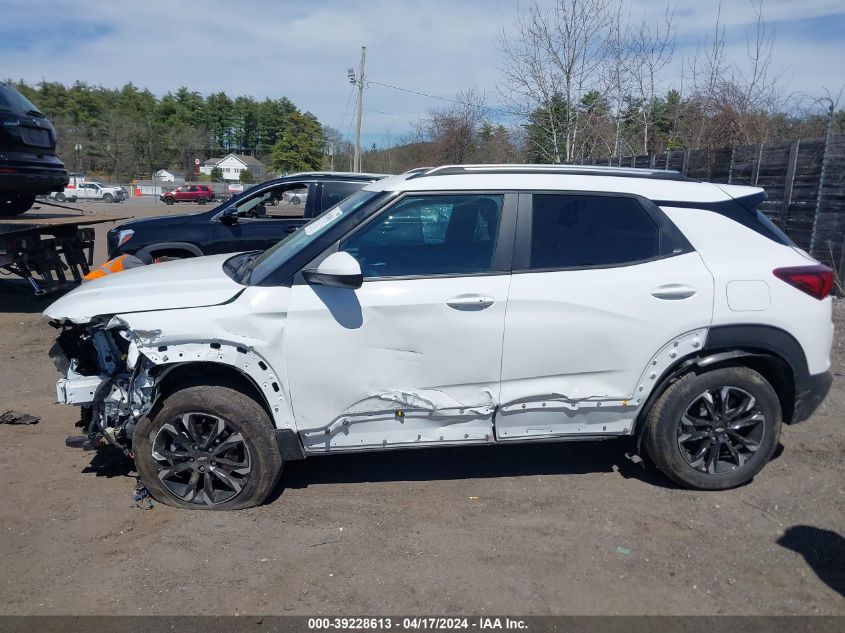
55;192;66;202
644;367;781;490
134;382;282;510
0;193;36;216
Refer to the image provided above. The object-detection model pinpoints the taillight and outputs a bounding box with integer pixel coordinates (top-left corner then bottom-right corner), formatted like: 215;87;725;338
773;265;834;300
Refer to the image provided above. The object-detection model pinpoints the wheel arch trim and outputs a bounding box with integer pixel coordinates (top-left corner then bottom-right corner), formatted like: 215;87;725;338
137;340;296;433
145;241;204;257
632;327;803;454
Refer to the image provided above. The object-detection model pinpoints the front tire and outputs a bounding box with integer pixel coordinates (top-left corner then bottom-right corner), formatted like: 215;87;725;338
197;196;207;205
164;196;175;205
644;367;781;490
134;383;283;510
103;193;114;203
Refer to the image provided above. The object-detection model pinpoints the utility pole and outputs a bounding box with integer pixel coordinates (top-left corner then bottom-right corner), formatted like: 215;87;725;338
351;46;366;173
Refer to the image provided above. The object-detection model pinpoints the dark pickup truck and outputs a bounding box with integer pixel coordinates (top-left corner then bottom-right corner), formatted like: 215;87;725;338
108;172;386;260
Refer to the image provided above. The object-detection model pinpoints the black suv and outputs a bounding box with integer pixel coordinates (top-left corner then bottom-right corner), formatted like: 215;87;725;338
0;83;69;216
107;173;387;260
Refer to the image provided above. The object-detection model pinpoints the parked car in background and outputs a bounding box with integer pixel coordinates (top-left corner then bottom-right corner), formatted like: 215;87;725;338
108;172;386;261
0;82;69;215
72;181;125;203
46;165;832;509
49;189;77;203
283;189;307;205
161;184;215;205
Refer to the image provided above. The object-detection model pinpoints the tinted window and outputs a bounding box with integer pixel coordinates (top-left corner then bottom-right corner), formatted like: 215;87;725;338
529;194;659;269
0;83;41;115
342;195;503;278
322;181;365;211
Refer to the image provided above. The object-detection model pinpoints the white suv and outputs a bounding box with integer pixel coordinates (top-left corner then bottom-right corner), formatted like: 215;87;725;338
45;165;834;509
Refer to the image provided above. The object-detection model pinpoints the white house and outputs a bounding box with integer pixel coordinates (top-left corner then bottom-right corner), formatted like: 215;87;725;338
154;169;184;183
199;154;266;181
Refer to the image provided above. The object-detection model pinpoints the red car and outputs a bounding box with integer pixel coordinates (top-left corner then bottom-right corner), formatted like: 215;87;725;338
161;184;214;205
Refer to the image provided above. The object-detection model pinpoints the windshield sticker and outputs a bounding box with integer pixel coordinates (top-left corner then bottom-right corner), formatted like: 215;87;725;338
304;206;343;235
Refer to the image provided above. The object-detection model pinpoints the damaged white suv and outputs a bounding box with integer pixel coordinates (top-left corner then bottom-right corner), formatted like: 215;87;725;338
45;165;834;509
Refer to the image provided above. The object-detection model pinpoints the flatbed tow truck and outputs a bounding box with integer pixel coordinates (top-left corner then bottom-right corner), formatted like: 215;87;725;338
0;203;123;295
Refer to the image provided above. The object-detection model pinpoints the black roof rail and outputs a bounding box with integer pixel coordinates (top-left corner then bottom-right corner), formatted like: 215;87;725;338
408;164;696;182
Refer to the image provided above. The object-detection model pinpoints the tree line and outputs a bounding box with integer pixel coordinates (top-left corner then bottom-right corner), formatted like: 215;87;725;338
10;81;326;182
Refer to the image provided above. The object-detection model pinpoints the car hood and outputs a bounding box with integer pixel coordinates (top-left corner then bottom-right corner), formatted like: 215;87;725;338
115;209;212;229
44;254;243;324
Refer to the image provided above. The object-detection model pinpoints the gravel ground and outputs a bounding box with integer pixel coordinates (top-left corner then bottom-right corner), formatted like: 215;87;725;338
0;200;842;615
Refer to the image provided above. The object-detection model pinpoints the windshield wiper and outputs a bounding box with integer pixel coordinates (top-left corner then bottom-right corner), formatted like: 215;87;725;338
26;109;46;118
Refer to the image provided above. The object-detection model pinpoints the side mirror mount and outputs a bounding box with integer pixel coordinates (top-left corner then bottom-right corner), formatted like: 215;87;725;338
219;208;238;225
302;251;363;289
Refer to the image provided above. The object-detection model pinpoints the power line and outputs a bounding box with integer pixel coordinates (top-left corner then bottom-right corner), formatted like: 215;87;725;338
366;79;513;117
363;107;422;123
367;80;457;103
336;83;356;136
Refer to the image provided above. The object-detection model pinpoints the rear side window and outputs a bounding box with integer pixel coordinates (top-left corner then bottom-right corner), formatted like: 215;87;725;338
529;194;660;269
322;181;364;211
0;83;41;115
342;194;503;278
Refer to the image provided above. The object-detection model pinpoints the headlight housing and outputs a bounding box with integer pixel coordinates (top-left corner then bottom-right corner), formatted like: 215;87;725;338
116;229;134;247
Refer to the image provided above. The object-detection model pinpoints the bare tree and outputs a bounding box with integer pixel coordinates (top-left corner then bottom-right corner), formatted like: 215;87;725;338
628;3;675;153
415;89;488;164
499;0;617;163
686;0;784;147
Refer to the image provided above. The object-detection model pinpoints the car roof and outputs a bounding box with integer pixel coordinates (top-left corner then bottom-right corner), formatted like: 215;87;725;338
363;164;762;205
283;171;390;180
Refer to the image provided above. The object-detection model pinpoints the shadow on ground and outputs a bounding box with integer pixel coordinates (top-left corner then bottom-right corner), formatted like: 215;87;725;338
778;525;845;597
269;439;675;504
81;445;136;479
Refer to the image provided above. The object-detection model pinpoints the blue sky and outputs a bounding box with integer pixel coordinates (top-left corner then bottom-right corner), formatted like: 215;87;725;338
2;0;844;148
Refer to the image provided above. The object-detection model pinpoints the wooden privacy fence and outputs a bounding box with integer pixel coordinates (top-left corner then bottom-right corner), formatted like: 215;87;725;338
579;134;845;276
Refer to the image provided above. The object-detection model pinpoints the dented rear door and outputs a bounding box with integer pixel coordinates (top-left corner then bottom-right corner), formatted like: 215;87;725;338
283;192;517;452
496;192;714;440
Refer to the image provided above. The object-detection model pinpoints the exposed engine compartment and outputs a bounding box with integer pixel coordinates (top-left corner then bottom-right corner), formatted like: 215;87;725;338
50;318;156;455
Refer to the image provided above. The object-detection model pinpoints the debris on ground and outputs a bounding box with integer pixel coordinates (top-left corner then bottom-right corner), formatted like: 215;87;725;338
0;410;40;425
131;480;155;509
616;546;632;556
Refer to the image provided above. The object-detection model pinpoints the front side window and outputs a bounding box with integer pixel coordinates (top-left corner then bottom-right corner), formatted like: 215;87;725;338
232;183;309;219
248;189;383;285
342;194;503;278
528;194;660;269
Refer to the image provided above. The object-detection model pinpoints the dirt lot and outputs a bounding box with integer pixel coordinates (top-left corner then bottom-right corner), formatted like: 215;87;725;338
0;198;843;615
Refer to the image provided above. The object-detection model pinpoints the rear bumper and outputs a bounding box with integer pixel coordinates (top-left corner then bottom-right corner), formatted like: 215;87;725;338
0;157;69;195
791;370;833;424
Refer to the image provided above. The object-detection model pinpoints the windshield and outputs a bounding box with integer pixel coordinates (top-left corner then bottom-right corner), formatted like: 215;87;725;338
249;189;381;284
0;83;43;116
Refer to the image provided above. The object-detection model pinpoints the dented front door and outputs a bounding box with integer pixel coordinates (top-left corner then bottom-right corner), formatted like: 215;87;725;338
283;193;514;452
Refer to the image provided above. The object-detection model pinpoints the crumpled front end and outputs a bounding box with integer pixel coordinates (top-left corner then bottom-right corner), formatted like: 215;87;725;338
50;316;156;454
